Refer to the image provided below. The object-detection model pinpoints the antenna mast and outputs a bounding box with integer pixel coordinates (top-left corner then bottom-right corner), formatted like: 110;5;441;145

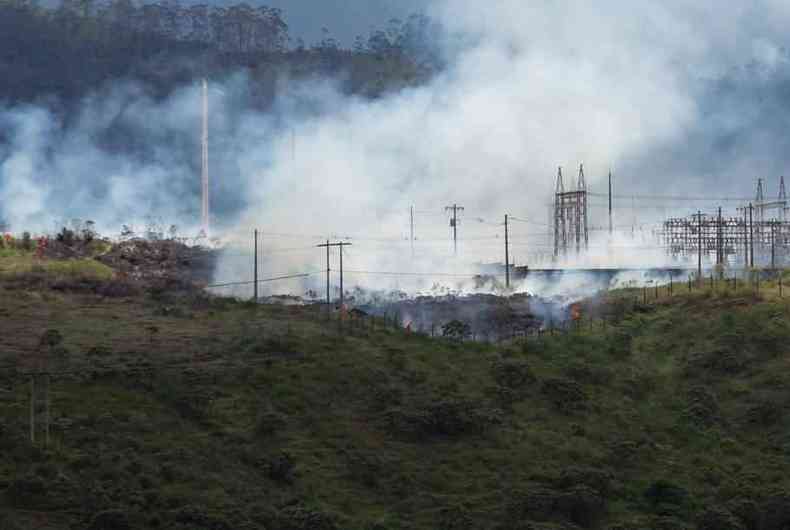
201;78;210;236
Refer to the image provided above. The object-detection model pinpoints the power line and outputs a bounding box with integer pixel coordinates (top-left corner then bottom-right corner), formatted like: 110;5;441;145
587;192;751;202
206;272;318;289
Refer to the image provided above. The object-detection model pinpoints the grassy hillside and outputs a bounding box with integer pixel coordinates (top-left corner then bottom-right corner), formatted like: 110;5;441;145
1;260;790;530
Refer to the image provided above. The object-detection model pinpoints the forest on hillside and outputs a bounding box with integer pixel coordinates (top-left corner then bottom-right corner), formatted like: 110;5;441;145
0;0;443;106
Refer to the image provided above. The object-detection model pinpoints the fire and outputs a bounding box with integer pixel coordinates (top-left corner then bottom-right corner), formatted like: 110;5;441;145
570;303;582;321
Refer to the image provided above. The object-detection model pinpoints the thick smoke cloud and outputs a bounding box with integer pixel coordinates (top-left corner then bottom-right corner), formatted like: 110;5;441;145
4;1;790;296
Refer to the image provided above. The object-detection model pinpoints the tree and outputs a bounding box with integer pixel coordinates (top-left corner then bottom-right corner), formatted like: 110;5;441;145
442;320;471;341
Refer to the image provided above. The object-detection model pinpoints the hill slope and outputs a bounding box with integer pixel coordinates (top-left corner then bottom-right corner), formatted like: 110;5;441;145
1;260;790;530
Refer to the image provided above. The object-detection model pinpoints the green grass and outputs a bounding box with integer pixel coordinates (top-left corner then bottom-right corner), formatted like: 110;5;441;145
1;277;790;529
0;252;114;279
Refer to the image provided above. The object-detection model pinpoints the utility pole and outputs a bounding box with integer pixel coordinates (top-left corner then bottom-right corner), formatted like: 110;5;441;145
253;229;258;301
445;204;465;256
410;206;415;259
749;202;754;268
339;242;345;307
608;170;613;236
744;210;749;268
717;207;723;267
322;240;329;306
697;210;702;284
316;241;353;308
504;214;510;289
771;220;776;269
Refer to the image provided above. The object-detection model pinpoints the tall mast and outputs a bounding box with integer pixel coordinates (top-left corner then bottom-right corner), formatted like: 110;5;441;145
201;78;210;236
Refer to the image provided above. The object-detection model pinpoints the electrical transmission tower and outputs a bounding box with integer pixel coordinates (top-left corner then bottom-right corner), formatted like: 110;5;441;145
553;164;589;258
445;204;465;256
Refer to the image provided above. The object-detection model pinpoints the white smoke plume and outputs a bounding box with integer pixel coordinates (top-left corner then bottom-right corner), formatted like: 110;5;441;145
3;1;790;299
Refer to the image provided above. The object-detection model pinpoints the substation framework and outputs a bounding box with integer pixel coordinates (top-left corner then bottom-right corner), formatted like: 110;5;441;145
553;164;589;258
659;177;790;267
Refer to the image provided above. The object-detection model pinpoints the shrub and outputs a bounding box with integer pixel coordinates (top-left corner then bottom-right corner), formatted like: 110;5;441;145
442;320;471;341
87;510;131;530
682;386;721;429
744;400;781;427
267;452;295;484
342;449;384;488
255;408;287;437
276;505;337;530
644;480;689;517
556;485;606;528
557;467;613;497
381;399;502;439
541;378;587;413
695;506;745;530
491;358;535;389
6;476;47;508
171;505;233;530
760;494;790;530
20;232;32;250
563;362;612;385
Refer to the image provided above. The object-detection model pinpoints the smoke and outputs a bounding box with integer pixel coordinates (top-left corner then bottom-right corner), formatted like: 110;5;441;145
3;1;790;298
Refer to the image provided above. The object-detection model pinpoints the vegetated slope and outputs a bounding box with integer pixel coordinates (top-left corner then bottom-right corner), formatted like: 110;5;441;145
1;265;790;530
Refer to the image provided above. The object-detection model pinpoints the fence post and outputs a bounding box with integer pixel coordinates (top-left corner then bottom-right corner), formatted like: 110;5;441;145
688;277;692;292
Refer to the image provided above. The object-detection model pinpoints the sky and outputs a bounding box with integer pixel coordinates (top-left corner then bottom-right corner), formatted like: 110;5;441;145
5;0;790;294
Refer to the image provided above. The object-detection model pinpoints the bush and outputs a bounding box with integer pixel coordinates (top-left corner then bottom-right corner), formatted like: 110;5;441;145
644;480;689;517
267;452;295;484
87;510;131;530
556;485;606;528
20;232;32;250
682;386;721;429
760;494;790;530
491;358;536;389
695;506;745;530
541;378;587;413
6;476;46;508
563;362;612;385
381;399;502;439
557;467;613;497
442;320;471;341
276;505;337;530
255;409;287;437
171;505;233;530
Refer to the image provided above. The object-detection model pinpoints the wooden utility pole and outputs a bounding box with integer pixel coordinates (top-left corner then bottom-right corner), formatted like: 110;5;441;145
504;214;510;289
445;204;465;256
316;241;353;308
253;229;258;301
